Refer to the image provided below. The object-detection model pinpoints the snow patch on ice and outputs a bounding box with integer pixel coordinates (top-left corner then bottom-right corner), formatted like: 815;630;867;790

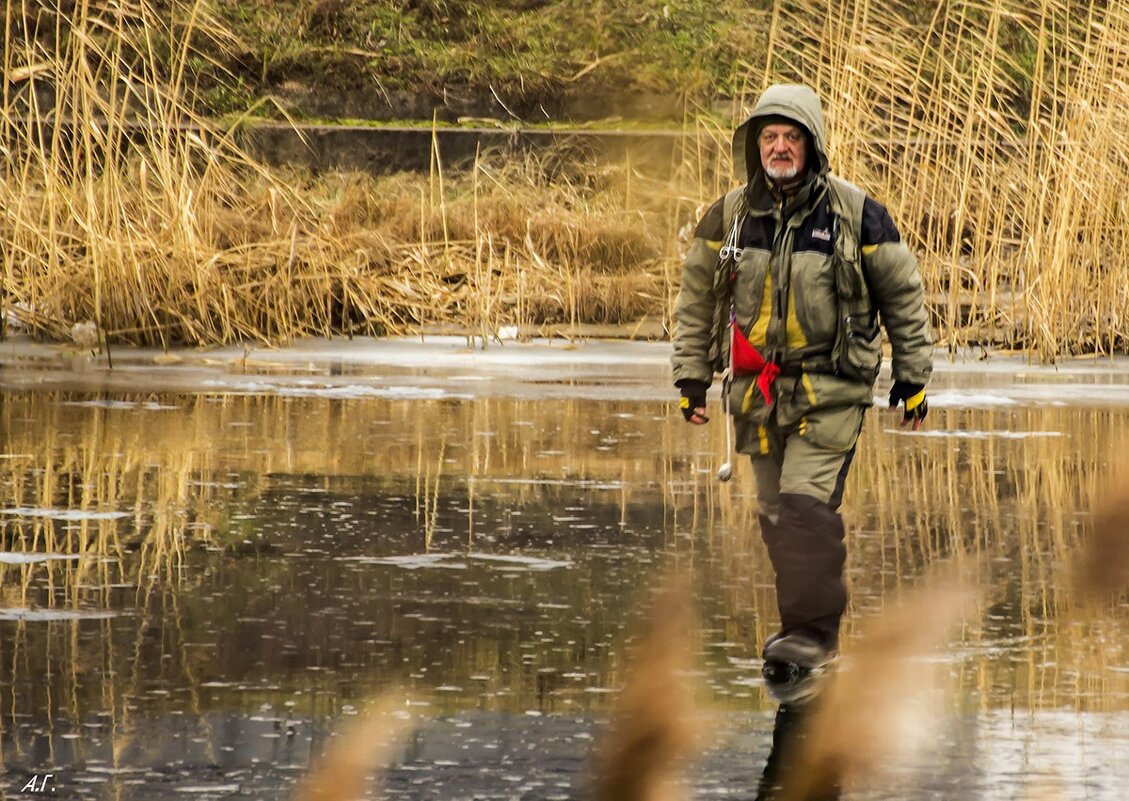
1;507;130;521
467;553;572;571
0;551;82;564
887;429;1064;440
0;607;116;621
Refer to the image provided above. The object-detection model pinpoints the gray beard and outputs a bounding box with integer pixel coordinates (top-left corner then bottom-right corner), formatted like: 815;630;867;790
765;163;800;181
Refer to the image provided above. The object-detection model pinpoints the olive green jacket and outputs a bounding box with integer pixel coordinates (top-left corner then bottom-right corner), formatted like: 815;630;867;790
671;84;933;427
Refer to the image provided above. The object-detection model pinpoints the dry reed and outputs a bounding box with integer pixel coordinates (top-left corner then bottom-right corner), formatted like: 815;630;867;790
746;0;1129;359
777;565;980;801
591;576;700;801
1071;477;1129;603
3;2;1129;355
290;692;416;801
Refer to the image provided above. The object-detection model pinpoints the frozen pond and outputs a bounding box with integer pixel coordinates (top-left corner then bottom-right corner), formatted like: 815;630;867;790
1;337;1128;800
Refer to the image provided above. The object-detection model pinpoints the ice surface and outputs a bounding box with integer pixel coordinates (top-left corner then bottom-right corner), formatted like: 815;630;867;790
886;429;1064;439
4;335;1129;406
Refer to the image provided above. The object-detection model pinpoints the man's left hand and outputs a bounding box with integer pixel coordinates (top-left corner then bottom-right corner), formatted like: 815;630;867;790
889;381;928;430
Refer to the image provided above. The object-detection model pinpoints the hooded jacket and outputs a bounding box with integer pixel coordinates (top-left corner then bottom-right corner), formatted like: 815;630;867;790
671;84;933;431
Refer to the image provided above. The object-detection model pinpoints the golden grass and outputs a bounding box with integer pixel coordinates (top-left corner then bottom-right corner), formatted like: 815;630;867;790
290;692;417;801
591;576;700;801
779;565;980;801
3;1;1129;356
0;0;670;347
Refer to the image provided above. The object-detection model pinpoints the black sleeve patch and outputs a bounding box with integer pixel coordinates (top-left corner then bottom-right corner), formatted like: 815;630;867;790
861;196;902;246
693;197;726;240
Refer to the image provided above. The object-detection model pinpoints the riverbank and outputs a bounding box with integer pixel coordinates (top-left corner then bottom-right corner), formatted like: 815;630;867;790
4;334;1129;406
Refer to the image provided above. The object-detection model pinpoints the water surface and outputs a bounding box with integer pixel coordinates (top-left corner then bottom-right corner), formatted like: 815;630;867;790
1;339;1128;799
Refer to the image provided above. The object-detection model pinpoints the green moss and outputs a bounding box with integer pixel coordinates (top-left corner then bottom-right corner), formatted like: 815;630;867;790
199;0;777;121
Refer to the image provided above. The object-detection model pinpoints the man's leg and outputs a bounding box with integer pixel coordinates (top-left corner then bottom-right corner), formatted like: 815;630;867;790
753;411;861;703
765;433;854;650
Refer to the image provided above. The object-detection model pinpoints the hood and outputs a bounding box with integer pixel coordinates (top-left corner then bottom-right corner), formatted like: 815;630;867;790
732;84;829;186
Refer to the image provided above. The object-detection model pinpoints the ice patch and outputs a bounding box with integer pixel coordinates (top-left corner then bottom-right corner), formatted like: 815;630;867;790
275;384;448;400
467;553;572;571
892;385;1129;409
343;553;468;570
0;551;82;564
0;607;116;621
880;391;1019;408
342;552;571;571
199;379;460;400
887;429;1064;440
175;786;241;795
61;400;179;410
1;507;130;521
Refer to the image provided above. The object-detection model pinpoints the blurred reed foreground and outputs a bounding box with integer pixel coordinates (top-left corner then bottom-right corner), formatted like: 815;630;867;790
2;0;1128;358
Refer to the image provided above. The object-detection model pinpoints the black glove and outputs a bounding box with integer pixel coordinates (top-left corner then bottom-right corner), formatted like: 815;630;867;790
677;379;709;423
888;381;928;429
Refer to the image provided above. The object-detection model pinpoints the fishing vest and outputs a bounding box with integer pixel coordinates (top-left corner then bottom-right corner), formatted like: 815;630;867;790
713;175;883;387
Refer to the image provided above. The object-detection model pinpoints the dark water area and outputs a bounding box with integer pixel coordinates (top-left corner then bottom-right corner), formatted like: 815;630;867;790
2;342;1129;799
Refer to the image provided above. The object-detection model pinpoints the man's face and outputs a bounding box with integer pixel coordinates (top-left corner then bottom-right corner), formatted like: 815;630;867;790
758;122;808;183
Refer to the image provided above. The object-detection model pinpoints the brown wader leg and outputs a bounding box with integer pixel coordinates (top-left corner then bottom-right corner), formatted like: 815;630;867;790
746;418;858;652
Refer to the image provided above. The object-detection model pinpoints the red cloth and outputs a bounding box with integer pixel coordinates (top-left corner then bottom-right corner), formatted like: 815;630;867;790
731;320;780;405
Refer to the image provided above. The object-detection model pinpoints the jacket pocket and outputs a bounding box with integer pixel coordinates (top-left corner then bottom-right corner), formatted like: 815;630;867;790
799;404;866;453
790;252;838;347
840;311;882;383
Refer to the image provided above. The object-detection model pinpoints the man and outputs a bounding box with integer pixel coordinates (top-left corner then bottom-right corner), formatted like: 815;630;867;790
671;84;933;702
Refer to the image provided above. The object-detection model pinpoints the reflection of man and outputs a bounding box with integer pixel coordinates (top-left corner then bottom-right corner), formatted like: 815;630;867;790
671;84;933;701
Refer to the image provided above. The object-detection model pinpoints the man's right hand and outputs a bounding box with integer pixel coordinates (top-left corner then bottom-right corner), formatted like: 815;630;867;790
677;380;710;424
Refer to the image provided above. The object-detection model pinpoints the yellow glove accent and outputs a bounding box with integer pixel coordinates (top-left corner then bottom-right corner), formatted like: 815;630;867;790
905;389;926;412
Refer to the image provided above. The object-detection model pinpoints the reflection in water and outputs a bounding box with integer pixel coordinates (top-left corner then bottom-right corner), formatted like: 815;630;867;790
1;387;1128;798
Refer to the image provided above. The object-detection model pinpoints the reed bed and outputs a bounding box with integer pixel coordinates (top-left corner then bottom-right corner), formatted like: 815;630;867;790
747;0;1129;358
2;1;1129;356
0;0;667;347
